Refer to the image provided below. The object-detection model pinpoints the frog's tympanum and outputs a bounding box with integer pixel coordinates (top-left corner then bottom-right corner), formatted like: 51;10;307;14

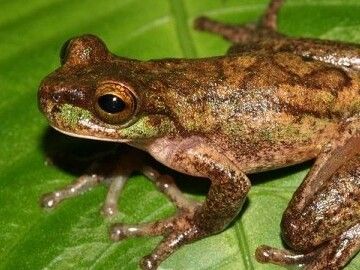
38;0;360;269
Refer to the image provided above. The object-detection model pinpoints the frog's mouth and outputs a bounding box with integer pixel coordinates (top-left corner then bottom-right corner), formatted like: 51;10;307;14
50;125;126;142
47;103;131;143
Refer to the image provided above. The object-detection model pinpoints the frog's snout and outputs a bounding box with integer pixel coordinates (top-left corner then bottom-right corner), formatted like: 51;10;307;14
38;79;75;117
38;81;51;115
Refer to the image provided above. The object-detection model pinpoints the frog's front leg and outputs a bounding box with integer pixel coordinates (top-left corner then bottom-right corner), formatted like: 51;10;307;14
257;130;360;270
110;141;250;270
41;148;144;217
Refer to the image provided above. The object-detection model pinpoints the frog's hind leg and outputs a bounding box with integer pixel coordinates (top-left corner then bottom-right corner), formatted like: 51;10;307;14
256;222;360;270
256;124;360;269
194;0;284;43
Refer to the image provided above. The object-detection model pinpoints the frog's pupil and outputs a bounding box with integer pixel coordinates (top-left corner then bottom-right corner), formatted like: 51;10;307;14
98;94;126;114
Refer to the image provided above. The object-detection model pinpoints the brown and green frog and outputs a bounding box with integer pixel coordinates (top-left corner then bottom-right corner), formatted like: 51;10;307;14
38;0;360;269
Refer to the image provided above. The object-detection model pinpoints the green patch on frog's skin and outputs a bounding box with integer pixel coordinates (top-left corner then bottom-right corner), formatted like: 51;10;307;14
58;103;176;140
258;115;332;143
259;124;305;142
221;122;247;138
349;100;360;115
59;104;92;127
118;115;176;140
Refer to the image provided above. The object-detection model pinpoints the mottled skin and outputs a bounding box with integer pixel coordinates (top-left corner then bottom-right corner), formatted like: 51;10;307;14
38;0;360;269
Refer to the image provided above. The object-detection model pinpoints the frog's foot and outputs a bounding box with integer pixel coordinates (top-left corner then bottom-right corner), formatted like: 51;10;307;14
40;172;129;217
255;245;317;267
40;149;141;217
256;223;360;270
110;166;202;270
40;173;104;209
194;0;284;43
110;210;204;270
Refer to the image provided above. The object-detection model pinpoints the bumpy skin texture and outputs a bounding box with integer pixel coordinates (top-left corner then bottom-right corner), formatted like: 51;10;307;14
38;0;360;269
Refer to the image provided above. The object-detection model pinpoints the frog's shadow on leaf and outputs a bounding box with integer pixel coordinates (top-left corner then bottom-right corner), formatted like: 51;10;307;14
40;127;211;195
250;160;312;185
40;127;116;175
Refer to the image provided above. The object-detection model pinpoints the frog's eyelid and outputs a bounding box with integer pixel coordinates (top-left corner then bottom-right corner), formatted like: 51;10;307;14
61;35;110;66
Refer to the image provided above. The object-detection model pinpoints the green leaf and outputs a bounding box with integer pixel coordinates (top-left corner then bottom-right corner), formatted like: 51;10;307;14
1;0;359;269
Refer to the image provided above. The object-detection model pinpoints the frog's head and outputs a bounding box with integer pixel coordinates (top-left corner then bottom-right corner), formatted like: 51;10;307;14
38;35;176;143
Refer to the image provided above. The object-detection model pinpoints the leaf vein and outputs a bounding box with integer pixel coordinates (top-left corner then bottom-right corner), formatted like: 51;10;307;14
168;0;197;58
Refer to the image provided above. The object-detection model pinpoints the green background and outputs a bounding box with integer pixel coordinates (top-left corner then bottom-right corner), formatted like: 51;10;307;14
0;0;359;269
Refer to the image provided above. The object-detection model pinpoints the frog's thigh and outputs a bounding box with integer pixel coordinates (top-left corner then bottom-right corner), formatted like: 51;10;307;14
282;133;360;251
282;154;360;252
256;132;360;269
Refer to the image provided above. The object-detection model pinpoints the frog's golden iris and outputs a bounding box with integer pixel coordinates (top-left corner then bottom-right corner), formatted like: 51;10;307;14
94;82;138;125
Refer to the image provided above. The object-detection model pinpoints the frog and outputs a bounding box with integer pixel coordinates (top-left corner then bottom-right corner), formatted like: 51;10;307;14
37;0;360;269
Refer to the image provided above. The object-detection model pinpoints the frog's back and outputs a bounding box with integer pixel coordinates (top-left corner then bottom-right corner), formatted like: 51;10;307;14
161;52;360;173
211;52;360;172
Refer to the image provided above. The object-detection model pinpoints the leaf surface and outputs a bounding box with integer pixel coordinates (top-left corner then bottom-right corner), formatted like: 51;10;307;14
0;0;359;269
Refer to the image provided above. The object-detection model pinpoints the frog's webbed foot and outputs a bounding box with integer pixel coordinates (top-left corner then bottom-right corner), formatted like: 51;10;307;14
194;0;284;44
40;149;142;217
256;222;360;270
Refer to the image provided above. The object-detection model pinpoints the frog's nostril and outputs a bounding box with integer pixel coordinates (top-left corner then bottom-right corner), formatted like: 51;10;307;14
53;93;61;102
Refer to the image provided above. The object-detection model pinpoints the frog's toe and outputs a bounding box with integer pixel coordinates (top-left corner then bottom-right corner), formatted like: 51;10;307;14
40;191;62;209
110;210;205;269
141;165;200;212
138;220;202;270
255;245;313;266
40;174;103;210
109;215;178;241
101;175;128;217
101;203;118;217
139;255;158;270
256;223;360;270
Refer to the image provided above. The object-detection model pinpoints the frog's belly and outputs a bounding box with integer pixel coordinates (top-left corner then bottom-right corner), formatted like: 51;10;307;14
140;131;334;178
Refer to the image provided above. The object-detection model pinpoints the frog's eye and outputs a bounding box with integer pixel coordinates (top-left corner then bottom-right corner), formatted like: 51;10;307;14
60;38;71;65
95;82;137;125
